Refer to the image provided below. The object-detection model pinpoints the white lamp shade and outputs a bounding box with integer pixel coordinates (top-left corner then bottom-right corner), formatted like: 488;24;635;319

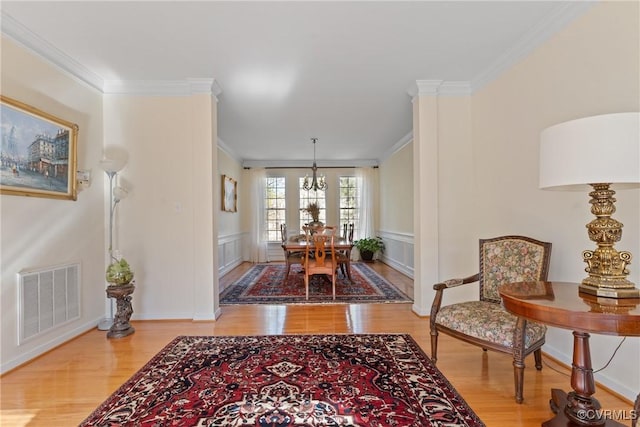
113;186;128;202
539;112;640;190
100;157;127;174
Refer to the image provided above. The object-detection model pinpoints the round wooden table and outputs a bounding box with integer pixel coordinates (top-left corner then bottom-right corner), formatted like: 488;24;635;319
499;281;640;427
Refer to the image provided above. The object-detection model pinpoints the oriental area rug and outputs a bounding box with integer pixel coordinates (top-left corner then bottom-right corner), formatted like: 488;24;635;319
80;334;485;426
220;263;412;305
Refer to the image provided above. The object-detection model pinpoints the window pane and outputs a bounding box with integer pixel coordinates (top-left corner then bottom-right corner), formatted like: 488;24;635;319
299;178;326;231
339;176;361;238
265;177;286;242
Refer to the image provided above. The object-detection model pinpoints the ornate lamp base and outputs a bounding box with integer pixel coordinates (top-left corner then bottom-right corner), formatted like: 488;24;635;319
106;283;135;339
579;282;640;299
580;184;639;299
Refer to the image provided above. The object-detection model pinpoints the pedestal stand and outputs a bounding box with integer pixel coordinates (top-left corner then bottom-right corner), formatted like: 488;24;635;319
105;283;135;339
543;332;625;427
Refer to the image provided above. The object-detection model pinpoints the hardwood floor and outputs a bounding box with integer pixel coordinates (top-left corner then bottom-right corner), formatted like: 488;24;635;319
0;262;633;426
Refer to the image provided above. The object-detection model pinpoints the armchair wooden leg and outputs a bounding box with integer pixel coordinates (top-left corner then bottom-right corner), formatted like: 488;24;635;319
430;330;439;363
513;316;527;404
513;362;525;404
534;348;543;370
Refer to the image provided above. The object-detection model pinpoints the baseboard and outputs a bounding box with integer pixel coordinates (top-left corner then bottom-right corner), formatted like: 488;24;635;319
412;303;430;317
542;346;636;403
219;258;244;278
380;255;414;278
0;317;100;376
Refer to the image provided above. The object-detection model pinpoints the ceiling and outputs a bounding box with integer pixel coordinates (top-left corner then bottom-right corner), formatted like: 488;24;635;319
1;1;592;166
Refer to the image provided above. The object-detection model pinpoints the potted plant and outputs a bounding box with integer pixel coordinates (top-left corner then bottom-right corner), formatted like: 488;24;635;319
354;237;385;262
106;256;134;286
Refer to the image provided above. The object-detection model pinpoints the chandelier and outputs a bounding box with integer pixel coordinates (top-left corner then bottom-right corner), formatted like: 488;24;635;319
302;137;327;191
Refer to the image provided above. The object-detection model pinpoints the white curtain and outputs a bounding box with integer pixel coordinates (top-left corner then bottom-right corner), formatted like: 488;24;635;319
248;168;269;263
356;167;376;240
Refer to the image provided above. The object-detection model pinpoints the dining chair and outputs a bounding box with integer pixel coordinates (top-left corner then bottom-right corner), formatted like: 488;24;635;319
280;223;304;284
336;223;354;281
303;225;337;299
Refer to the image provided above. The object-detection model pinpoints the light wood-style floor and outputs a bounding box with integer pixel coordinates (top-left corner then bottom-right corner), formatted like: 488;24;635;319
0;262;633;426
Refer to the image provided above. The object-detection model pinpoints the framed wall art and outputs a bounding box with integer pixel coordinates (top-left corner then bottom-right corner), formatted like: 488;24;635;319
1;95;79;200
222;174;237;212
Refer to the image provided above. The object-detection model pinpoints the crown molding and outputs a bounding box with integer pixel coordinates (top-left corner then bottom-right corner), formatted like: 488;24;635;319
407;80;472;101
406;2;593;97
1;11;104;92
222;138;378;168
2;11;222;97
439;81;472;96
379;131;413;163
407;80;443;98
4;2;593;98
189;78;222;98
242;159;378;169
217;137;243;164
103;78;222;97
471;1;595;92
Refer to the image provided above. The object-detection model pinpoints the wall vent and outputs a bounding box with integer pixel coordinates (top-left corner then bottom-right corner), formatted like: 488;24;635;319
18;262;81;344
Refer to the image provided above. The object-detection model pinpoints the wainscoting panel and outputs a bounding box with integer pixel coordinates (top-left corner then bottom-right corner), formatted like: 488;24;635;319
218;232;246;277
377;230;414;278
268;242;285;262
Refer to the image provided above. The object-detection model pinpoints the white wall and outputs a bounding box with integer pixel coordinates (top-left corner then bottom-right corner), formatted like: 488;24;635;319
0;37;105;373
218;148;243;235
410;93;477;314
379;142;415;276
103;93;218;321
434;96;478;304
395;0;639;400
470;1;639;400
379;142;413;234
217;147;244;277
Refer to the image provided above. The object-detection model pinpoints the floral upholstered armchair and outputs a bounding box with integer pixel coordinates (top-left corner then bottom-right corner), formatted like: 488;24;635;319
429;235;552;403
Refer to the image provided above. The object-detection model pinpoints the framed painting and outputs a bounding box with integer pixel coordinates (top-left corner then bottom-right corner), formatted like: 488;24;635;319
1;95;79;200
222;174;237;212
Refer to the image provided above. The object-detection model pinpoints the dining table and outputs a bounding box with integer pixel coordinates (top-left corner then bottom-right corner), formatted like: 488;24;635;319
282;237;354;281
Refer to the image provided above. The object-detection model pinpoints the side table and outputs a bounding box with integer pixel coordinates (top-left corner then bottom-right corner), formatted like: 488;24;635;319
499;281;639;427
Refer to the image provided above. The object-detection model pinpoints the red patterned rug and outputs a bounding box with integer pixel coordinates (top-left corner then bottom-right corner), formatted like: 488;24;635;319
80;334;484;426
220;263;412;304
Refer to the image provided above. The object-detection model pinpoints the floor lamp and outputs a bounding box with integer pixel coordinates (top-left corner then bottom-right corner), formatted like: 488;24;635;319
540;112;640;298
97;157;128;330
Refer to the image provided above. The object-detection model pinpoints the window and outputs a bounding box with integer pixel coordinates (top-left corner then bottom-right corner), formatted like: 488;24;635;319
265;177;286;242
299;178;326;231
339;176;360;238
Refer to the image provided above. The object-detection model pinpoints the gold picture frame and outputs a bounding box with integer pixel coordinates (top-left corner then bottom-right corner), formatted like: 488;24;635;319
1;95;79;200
222;174;237;212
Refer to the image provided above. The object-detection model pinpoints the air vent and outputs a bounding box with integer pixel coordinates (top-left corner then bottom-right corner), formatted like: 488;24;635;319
18;262;80;343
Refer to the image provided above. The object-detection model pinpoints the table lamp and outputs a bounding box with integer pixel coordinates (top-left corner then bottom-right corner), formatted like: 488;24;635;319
539;112;640;299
